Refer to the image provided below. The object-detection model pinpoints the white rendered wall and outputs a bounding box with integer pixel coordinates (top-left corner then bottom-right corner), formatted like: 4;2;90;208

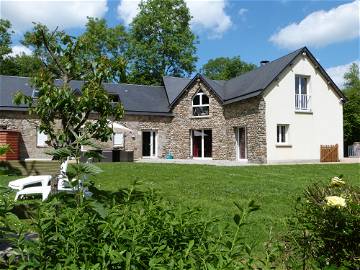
264;55;344;163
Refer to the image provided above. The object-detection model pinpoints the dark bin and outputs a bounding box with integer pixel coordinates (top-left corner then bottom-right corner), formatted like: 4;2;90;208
120;151;134;162
102;150;113;162
112;149;120;162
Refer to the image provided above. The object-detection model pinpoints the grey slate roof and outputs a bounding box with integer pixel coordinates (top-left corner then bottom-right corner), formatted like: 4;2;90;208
162;76;190;104
0;76;170;115
0;47;345;115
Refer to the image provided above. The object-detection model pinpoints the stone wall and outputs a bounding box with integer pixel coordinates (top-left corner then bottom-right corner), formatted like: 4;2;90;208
167;79;267;162
0;79;267;162
0;111;50;159
168;79;227;159
224;97;267;163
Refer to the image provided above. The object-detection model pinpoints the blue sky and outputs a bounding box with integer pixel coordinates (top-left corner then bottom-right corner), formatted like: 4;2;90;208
3;0;359;87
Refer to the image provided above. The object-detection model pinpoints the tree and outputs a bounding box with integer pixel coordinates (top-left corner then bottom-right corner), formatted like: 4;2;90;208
79;17;129;83
129;0;197;85
0;19;12;61
343;63;360;147
200;56;256;80
14;24;123;194
0;19;43;76
0;54;42;76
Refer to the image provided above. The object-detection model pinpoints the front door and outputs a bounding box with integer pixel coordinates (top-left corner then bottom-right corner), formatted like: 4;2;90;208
237;127;247;160
142;131;157;158
191;129;212;159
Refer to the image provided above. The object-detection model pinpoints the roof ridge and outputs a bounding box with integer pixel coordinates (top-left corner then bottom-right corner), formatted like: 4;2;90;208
104;82;165;88
225;47;305;84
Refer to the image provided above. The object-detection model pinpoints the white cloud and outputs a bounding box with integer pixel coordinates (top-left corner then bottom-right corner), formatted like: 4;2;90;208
270;0;360;49
238;8;248;16
117;0;232;38
2;0;108;32
326;60;360;88
9;45;32;57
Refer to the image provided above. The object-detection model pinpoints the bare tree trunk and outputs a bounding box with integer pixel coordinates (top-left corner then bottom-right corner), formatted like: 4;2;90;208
50;173;59;194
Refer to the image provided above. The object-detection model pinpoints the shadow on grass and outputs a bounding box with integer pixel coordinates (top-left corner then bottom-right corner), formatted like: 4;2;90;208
88;181;148;206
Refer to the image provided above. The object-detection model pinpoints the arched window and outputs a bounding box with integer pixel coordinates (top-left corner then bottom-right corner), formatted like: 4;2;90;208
192;90;209;116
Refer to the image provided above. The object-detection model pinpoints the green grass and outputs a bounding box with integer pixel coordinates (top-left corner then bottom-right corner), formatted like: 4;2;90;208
1;162;359;253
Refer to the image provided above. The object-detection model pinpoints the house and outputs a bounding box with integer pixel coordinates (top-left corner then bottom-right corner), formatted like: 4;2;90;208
0;47;346;163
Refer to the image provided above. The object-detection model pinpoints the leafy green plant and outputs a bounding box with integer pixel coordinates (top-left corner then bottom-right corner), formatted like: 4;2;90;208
4;183;264;269
287;176;360;269
0;144;11;156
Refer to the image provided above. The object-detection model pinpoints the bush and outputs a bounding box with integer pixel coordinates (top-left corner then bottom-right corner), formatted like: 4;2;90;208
288;176;360;269
3;183;263;269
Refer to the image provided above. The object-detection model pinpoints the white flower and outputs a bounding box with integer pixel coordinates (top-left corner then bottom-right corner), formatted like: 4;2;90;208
325;196;346;208
330;177;345;187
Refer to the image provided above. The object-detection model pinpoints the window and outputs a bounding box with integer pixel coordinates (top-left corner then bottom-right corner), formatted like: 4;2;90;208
277;124;289;144
295;75;311;111
36;128;48;147
191;129;212;158
192;90;209;116
113;133;124;147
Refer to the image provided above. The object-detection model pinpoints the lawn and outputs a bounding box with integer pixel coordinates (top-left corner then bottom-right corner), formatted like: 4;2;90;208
1;162;359;254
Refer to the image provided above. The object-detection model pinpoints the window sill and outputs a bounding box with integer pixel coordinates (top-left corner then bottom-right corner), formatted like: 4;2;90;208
295;110;313;114
275;144;292;148
190;115;212;119
36;145;49;148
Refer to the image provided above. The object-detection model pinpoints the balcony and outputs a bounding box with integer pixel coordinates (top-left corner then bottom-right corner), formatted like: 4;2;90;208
295;94;311;112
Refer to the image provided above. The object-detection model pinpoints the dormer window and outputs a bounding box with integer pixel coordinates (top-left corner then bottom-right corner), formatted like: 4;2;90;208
192;90;209;116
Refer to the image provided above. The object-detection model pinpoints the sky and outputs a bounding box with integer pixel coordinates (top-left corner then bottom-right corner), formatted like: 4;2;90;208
2;0;359;88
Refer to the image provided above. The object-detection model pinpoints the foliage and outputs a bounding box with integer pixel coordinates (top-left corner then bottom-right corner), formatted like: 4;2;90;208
78;17;129;83
0;19;12;60
200;56;256;80
0;19;43;76
14;23;124;150
287;176;360;269
0;144;11;156
0;54;43;77
2;183;266;269
129;0;197;85
343;63;360;146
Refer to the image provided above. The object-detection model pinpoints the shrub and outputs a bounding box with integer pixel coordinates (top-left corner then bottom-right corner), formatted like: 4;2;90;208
288;176;360;269
4;184;263;269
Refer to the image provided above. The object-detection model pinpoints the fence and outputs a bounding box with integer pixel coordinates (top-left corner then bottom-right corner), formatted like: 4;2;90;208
320;144;339;162
348;143;360;157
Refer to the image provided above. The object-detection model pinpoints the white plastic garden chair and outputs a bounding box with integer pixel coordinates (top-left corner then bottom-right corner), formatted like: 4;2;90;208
15;177;74;201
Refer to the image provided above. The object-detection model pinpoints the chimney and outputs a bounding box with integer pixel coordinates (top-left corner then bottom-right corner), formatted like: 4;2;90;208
260;60;269;66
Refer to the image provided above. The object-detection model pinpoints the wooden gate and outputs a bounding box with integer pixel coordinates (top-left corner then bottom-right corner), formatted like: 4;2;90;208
320;144;339;162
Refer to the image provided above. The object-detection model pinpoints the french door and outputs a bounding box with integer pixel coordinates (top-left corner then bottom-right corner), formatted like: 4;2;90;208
236;127;247;160
142;131;157;158
191;129;212;159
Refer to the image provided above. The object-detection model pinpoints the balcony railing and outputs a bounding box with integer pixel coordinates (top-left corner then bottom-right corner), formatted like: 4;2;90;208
295;94;311;111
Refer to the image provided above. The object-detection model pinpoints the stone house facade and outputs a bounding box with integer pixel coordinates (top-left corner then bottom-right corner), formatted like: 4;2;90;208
0;47;345;163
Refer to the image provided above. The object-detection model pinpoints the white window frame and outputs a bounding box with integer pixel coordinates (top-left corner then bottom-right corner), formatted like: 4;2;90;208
113;133;124;147
36;128;48;147
276;124;289;144
142;130;157;158
295;75;311;111
236;127;247;161
192;90;209;117
190;129;212;160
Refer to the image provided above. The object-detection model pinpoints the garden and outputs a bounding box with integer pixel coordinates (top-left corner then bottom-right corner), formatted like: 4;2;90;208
1;162;359;269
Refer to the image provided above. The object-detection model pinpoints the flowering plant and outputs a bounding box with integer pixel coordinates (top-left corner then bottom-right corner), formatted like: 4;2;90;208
288;176;360;268
330;176;345;187
325;195;346;207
